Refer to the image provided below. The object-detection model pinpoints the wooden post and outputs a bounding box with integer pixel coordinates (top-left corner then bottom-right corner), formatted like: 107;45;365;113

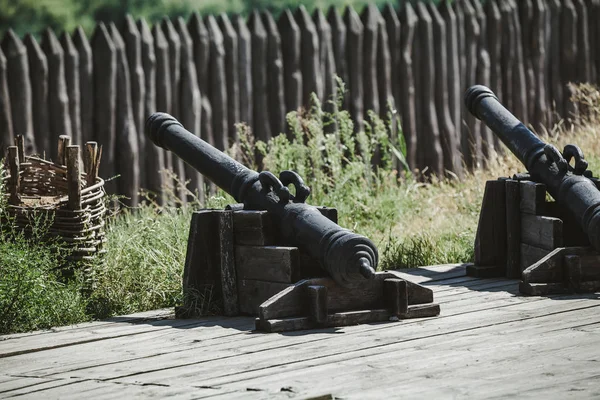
462;0;481;171
499;0;514;113
67;145;82;211
415;3;444;177
361;4;380;119
248;11;271;143
574;0;592;84
110;24;140;207
84;141;99;187
313;9;337;133
561;0;579;123
263;11;286;137
205;15;229;151
384;278;408;318
73;26;94;146
176;17;204;203
218;13;241;147
41;28;72;156
279;10;303;120
327;6;347;107
307;285;328;325
518;0;535;124
57;135;71;166
0;47;13;152
153;23;173;182
485;0;504;154
343;6;364;132
399;3;418;170
7;146;19;205
505;179;521;278
547;0;564;121
218;211;237;316
382;3;401;123
296;6;323;106
2;30;35;155
188;12;210;98
23;34;50;157
15;134;24;164
429;3;461;178
531;0;550;133
60;32;82;147
138;18;165;205
376;15;394;131
91;23;117;193
510;0;529;126
233;15;253;129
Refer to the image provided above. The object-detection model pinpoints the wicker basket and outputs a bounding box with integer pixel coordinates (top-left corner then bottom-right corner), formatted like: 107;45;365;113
2;136;106;263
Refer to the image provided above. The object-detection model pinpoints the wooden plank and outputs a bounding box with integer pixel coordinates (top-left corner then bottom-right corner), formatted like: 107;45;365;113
235;246;298;283
383;279;408;317
505;179;521;277
237;280;291;315
519;180;547;215
307;285;328;325
233;210;275;246
218;211;238;316
520;242;551;271
522;246;596;284
474;180;507;267
521;214;563;250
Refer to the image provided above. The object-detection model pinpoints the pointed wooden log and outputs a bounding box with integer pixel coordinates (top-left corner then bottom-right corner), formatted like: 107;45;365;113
484;0;504;154
57;135;71;166
60;32;82;146
589;0;600;85
399;3;418;170
343;6;364;132
152;24;173;189
42;28;72;156
176;16;204;203
248;11;271;143
518;0;536;122
261;12;286;137
73;26;93;146
574;0;592;84
361;4;380;119
205;15;229;151
23;34;49;156
66;145;82;211
0;47;13;152
7;146;20;205
218;14;240;147
561;0;579;122
531;0;550;133
376;16;394;164
296;5;323;106
2;30;35;154
313;9;337;133
84;141;99;186
278;10;302;118
233;15;253;129
91;23;117;191
138;18;165;205
547;0;564;121
327;6;347;101
510;0;529;125
415;3;443;177
429;3;462;178
499;0;514;112
382;3;401;120
188;12;210;97
453;0;466;114
110;23;139;207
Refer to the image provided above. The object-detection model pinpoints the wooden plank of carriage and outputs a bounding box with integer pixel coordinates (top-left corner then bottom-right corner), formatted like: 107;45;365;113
415;3;444;178
138;18;165;205
0;46;12;152
110;23;140;208
23;34;49;157
218;14;240;149
176;17;204;203
247;11;271;145
233;15;253;131
429;3;461;178
485;0;504;155
531;0;550;133
278;9;302;131
60;31;82;147
263;12;286;138
2;30;36;155
91;23;117;195
343;6;364;133
122;15;146;190
72;27;93;146
399;3;417;171
3;266;600;399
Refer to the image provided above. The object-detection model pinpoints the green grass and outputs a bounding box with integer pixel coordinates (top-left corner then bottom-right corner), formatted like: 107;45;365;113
2;83;600;334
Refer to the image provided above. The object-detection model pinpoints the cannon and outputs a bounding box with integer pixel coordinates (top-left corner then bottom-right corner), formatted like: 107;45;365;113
466;85;600;253
145;112;378;287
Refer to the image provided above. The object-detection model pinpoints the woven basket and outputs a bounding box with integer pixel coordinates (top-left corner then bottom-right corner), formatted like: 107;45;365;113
2;138;106;263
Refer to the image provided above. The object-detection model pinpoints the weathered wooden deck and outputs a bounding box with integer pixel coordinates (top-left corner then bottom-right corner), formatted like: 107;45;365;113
2;264;600;399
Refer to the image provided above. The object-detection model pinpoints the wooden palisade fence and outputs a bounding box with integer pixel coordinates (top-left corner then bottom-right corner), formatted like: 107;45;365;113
1;0;599;205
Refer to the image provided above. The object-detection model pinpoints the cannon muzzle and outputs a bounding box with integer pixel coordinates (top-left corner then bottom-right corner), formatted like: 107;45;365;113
466;85;600;252
146;112;378;286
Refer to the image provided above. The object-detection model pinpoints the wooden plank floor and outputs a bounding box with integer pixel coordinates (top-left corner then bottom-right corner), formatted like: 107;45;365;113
2;264;600;399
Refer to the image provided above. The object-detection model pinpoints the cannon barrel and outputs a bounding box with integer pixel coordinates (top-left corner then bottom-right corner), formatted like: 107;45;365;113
465;85;600;251
146;112;378;287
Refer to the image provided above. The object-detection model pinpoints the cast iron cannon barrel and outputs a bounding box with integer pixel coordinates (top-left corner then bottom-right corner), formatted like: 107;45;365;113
466;85;600;251
146;112;378;287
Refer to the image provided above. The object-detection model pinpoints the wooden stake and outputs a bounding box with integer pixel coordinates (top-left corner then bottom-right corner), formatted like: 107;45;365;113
14;134;24;164
7;146;20;205
57;135;71;165
66;145;81;210
84;141;98;186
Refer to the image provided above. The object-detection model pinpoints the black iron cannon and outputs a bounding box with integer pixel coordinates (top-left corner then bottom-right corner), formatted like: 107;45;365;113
146;112;378;287
465;85;600;251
